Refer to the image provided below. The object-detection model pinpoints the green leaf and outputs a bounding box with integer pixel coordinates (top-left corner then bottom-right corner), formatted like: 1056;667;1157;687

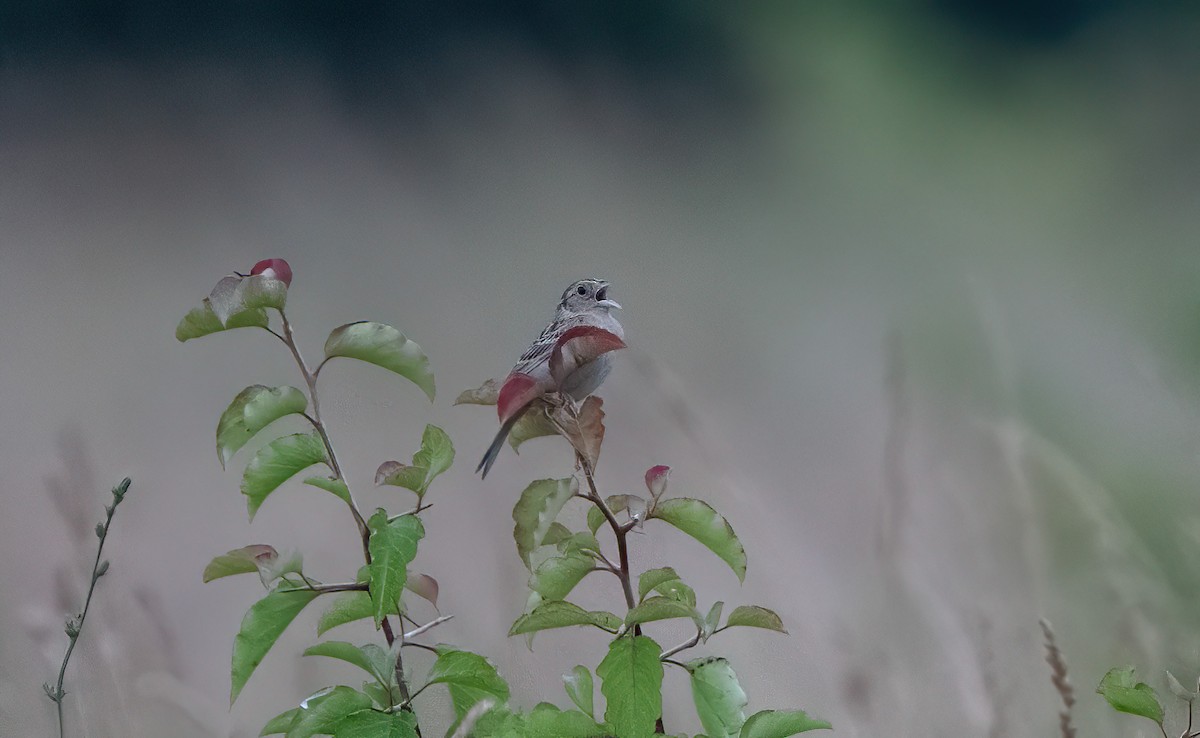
508;601;621;636
587;507;605;535
650;498;747;582
557;531;601;556
302;641;392;686
176;297;268;342
508;408;561;452
562;665;594;718
230;587;319;704
1166;670;1196;700
374;424;455;498
317;591;397;635
625;596;698;627
241;432;329;520
1097;666;1165;724
287;686;373;738
543;522;574;547
512;478;578;569
260;707;300;735
724;606;788;635
739;709;832;737
703;601;724;641
597;635;663;738
367;511;424;628
331;709;418;738
426;647;511;720
216;385;308;468
303;476;352;506
690;657;747;738
323;322;435;401
638;567;681;602
530;551;594;601
653;579;696;608
203;544;278;583
236;274;288;312
525;703;608;738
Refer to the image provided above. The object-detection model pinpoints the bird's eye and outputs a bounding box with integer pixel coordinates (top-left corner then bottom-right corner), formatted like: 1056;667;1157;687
577;285;587;295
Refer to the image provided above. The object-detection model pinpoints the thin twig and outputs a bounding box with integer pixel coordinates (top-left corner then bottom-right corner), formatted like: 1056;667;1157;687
659;630;702;661
404;615;454;640
45;478;131;738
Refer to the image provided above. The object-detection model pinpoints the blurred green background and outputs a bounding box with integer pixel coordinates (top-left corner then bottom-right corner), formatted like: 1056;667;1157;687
3;2;1200;736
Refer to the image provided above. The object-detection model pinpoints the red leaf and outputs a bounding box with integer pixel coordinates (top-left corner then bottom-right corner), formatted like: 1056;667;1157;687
549;326;626;385
644;465;671;500
250;258;293;287
498;372;540;424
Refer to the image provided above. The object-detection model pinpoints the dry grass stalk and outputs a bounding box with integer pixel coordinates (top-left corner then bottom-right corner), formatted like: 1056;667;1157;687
1039;618;1076;738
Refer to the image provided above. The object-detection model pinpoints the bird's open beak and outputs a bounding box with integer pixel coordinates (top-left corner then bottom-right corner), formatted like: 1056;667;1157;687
597;298;621;310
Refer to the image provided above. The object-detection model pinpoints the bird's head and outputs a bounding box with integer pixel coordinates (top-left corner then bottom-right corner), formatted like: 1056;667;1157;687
559;278;621;315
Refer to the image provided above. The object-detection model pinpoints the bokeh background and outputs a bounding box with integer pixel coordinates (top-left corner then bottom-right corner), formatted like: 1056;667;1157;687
3;2;1200;736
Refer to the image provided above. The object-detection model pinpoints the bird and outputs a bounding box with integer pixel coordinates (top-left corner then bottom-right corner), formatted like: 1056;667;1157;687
476;278;626;478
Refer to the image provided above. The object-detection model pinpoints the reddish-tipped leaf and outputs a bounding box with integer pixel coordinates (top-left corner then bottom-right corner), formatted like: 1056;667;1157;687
549;326;626;385
497;372;540;424
249;258;293;287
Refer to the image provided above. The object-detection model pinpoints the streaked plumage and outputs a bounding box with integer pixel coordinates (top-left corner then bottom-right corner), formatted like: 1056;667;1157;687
477;279;625;478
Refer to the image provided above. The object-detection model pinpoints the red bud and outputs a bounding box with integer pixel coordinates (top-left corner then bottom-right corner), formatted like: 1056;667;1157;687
249;258;293;287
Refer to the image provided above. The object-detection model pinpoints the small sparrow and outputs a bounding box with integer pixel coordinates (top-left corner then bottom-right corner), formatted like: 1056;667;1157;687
477;278;626;478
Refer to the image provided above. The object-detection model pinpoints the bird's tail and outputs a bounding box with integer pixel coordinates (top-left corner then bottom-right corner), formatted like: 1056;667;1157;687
476;413;522;479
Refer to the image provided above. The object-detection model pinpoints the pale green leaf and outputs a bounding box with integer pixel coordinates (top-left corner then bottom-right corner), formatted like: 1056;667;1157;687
216;385;307;468
512;478;578;569
508;400;560;452
597;635;663;738
557;531;601;556
508;601;621;636
530;551;594;601
587;507;605;535
1097;666;1164;724
426;647;511;720
332;709;418;738
543;522;574;547
650;498;747;582
689;657;747;738
739;709;832;737
303;476;352;505
525;703;607;738
323;322;435;401
724;606;788;635
236;274;288;312
367;511;424;628
241;432;329;520
287;685;372;738
625;596;697;628
638;567;681;603
176;297;268;342
317;591;398;636
703;602;725;641
563;665;594;718
260;707;300;735
302;641;392;686
374;424;455;498
230;588;319;704
203;544;278;583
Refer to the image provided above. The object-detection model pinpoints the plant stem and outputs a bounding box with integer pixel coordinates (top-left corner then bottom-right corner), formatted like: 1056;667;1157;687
274;310;419;736
48;478;130;738
659;630;702;661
